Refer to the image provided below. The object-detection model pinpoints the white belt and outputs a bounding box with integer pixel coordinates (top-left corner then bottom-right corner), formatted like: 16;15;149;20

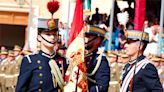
5;75;14;78
109;81;119;85
13;74;19;77
0;74;5;77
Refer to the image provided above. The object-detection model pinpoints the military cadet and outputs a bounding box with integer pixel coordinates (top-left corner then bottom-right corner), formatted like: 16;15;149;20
13;45;23;67
0;47;8;62
116;51;128;83
107;51;120;92
13;45;22;57
0;49;8;92
118;51;129;64
16;11;68;92
85;25;110;92
149;55;161;69
120;30;163;92
4;50;16;92
13;45;23;90
107;51;119;82
150;56;164;85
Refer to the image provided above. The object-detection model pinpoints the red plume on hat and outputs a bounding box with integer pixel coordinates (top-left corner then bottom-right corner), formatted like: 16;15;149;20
47;0;59;30
47;0;59;16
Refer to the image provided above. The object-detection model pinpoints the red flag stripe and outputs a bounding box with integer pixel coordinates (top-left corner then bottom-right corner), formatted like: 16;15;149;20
134;0;146;31
68;0;84;46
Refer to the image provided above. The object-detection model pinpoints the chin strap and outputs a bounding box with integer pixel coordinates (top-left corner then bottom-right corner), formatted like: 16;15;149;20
40;34;55;44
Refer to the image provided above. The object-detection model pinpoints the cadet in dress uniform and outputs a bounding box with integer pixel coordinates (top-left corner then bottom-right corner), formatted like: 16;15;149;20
107;51;120;92
0;49;8;92
13;45;23;90
149;55;161;69
0;48;8;63
150;56;164;89
13;45;23;70
4;50;16;92
85;25;110;92
120;30;163;92
13;45;23;59
16;7;68;91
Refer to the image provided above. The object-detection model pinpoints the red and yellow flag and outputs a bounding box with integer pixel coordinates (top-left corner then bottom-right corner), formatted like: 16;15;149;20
64;0;88;92
68;0;84;46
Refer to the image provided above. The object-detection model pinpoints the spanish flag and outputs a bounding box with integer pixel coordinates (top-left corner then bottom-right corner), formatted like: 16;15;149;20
64;0;88;92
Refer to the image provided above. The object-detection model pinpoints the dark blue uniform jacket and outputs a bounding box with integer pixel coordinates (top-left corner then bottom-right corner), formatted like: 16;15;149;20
121;55;163;92
86;50;110;92
16;50;68;92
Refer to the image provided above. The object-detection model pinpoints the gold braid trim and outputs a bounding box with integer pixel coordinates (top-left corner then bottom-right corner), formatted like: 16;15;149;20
49;60;65;89
87;50;104;76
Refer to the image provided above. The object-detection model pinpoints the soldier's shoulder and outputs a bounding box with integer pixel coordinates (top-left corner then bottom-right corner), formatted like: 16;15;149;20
24;52;38;58
142;59;157;70
23;52;38;63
